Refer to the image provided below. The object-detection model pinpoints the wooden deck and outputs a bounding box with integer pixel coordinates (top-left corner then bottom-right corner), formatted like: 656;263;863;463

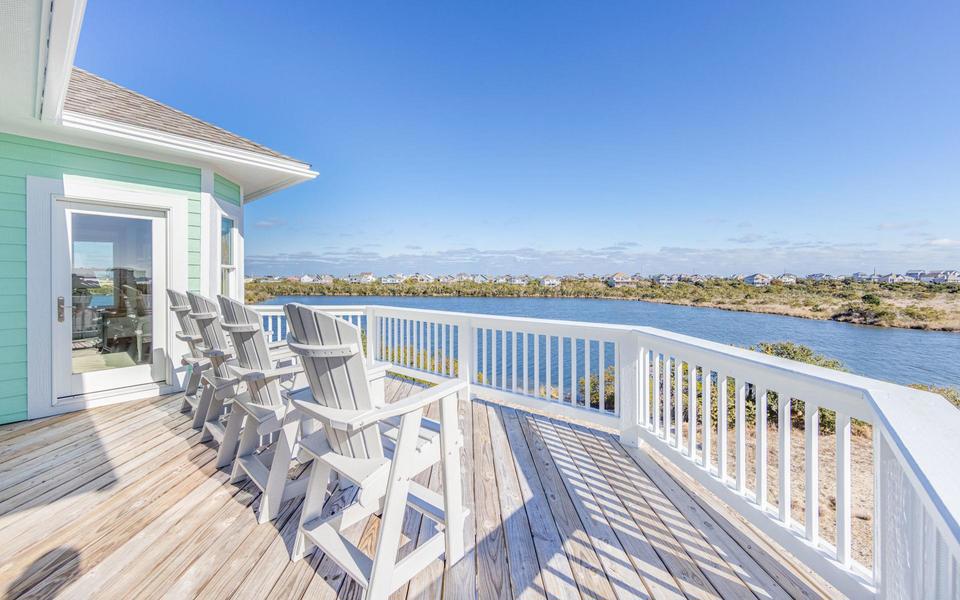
0;377;831;599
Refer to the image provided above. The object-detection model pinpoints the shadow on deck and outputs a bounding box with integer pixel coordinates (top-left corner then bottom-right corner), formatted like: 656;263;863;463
0;376;835;599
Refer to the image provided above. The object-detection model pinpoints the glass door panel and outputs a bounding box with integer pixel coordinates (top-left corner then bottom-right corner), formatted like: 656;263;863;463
71;213;154;374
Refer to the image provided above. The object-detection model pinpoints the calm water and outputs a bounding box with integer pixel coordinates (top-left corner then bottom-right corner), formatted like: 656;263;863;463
263;295;960;388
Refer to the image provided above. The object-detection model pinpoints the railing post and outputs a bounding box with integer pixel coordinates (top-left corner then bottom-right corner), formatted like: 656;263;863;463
618;333;641;448
456;317;473;402
365;305;378;366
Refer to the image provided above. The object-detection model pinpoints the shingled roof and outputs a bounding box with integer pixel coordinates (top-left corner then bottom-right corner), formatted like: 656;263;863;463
64;68;304;164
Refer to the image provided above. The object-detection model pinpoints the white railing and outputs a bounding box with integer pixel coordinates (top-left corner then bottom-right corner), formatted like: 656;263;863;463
251;303;960;599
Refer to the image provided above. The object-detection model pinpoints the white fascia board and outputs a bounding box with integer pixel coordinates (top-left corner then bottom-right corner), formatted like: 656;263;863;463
40;0;87;122
60;110;318;182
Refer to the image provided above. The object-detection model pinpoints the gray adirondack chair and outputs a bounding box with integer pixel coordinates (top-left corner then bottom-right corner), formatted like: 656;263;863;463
167;289;210;417
215;295;304;522
283;303;468;599
186;291;241;438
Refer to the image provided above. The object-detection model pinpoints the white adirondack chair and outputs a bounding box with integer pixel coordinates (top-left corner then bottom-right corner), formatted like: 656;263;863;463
215;295;304;521
283;303;468;599
186;291;242;439
217;296;391;523
166;289;210;418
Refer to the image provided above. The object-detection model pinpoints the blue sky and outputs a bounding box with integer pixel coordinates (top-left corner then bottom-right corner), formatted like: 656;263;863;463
75;1;959;276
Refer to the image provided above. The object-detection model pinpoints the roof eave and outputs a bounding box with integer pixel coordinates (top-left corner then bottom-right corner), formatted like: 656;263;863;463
39;0;87;122
61;110;317;201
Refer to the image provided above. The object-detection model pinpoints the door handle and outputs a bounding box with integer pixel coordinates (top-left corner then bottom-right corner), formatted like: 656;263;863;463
58;296;65;322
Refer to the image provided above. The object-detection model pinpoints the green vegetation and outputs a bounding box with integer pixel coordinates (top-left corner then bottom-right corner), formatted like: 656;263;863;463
246;278;960;330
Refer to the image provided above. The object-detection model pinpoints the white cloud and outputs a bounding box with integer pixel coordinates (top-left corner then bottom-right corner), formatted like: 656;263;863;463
928;238;960;247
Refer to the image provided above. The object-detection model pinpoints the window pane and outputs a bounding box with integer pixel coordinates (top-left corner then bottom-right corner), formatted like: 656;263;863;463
71;213;153;373
221;218;234;265
221;267;231;296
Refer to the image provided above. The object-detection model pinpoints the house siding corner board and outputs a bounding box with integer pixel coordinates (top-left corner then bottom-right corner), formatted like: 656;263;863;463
0;131;203;424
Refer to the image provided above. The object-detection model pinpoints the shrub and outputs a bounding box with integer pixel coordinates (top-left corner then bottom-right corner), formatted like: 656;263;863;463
861;293;881;305
901;305;946;322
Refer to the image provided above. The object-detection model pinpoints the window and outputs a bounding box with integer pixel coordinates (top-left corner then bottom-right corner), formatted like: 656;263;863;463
220;217;235;296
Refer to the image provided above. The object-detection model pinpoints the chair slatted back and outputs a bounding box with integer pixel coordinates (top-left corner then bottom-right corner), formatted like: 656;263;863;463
218;295;284;407
284;303;382;460
186;291;231;377
167;289;203;358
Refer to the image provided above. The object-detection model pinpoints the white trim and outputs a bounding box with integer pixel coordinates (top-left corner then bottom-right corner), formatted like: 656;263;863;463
210;192;244;301
40;0;87;122
26;174;191;419
61;111;318;182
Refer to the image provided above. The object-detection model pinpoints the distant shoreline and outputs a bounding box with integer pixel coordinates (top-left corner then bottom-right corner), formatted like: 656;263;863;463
246;280;960;332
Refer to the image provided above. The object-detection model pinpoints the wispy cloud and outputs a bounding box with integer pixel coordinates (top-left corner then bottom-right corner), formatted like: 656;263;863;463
253;218;287;229
247;237;957;277
727;234;764;244
874;220;929;231
928;238;960;247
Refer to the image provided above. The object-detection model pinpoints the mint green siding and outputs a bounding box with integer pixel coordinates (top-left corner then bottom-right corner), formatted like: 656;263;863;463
0;132;201;424
214;173;241;205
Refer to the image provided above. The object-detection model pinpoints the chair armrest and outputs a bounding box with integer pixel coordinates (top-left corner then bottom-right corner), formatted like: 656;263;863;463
201;347;233;360
228;363;303;384
175;332;203;344
200;372;240;391
302;380;466;432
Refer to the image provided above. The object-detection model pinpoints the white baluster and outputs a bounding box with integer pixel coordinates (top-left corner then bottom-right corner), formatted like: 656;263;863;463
805;403;819;543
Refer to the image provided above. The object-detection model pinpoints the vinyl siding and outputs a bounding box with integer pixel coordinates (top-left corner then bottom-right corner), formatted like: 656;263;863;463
214;173;241;205
0;131;202;424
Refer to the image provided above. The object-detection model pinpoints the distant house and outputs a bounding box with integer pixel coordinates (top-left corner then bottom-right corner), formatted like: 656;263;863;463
347;272;375;284
410;273;435;283
471;274;489;284
509;275;529;286
494;275;511;284
300;274;333;285
438;274;457;284
744;273;772;287
905;270;924;281
805;273;836;282
380;274;406;285
852;272;879;283
606;272;634;288
730;273;745;281
683;274;707;284
879;273;908;283
655;274;679;287
775;273;797;285
541;275;561;288
921;270;960;284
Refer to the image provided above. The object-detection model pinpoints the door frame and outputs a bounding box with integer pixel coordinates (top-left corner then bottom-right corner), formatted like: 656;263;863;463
52;200;168;399
27;174;191;419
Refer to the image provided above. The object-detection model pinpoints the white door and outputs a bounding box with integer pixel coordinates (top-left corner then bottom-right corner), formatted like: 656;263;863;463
51;200;168;404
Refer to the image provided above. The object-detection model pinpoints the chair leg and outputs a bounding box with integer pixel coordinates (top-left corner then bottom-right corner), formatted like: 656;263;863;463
439;394;466;564
194;384;214;432
180;363;203;413
230;415;261;482
216;407;245;469
292;459;332;562
259;418;299;523
366;410;422;599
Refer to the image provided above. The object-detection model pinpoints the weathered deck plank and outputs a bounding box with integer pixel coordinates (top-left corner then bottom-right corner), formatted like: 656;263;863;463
0;377;825;600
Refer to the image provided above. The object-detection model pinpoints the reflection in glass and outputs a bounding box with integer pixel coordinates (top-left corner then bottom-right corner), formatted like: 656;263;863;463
220;217;234;295
71;213;153;374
